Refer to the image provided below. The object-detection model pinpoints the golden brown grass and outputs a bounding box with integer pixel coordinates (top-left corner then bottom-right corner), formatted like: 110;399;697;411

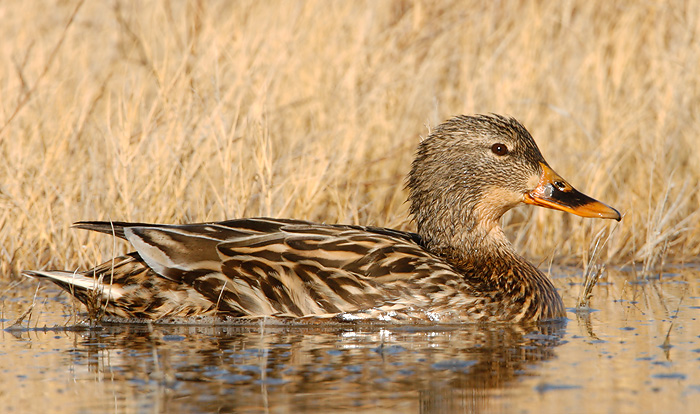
1;0;699;279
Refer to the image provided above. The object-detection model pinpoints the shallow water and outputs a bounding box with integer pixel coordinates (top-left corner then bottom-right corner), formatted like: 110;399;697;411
1;265;698;414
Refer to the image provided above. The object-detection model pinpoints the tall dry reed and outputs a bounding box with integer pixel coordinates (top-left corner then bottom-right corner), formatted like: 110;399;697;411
1;0;698;277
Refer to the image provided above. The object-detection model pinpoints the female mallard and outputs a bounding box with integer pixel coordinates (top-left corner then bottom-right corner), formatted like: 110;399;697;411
24;114;620;323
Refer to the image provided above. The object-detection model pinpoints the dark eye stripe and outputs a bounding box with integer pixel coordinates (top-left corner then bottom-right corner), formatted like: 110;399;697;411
491;143;509;156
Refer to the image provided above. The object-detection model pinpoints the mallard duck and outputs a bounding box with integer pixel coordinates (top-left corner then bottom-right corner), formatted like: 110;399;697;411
24;114;620;323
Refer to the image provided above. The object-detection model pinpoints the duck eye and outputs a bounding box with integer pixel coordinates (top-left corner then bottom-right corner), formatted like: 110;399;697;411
491;143;509;156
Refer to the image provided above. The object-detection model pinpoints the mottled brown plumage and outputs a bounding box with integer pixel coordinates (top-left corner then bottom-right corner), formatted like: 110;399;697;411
24;114;621;323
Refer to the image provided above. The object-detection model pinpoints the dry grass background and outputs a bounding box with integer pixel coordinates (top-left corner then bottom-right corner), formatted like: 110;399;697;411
1;0;699;279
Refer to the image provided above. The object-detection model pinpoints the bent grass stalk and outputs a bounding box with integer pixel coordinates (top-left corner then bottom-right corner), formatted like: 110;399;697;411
577;224;619;311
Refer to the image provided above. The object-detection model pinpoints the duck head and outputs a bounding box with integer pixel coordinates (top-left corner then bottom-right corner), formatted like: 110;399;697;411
407;114;620;253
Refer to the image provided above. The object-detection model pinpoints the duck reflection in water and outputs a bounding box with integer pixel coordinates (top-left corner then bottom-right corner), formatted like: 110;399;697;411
64;321;565;413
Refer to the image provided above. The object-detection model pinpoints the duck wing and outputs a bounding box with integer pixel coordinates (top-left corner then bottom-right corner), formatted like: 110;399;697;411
72;218;468;319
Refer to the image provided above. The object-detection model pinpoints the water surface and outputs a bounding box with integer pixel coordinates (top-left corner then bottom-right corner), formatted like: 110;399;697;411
1;265;698;413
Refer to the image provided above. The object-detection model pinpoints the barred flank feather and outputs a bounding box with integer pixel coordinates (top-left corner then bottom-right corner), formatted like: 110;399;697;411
55;219;482;320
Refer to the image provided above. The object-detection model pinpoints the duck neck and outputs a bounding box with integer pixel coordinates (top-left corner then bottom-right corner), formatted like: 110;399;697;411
419;216;512;263
420;220;565;321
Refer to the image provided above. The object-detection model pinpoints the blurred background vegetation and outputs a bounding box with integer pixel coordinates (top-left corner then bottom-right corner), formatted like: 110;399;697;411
1;0;698;277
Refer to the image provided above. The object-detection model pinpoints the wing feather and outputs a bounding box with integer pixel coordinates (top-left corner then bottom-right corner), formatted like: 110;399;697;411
60;218;477;319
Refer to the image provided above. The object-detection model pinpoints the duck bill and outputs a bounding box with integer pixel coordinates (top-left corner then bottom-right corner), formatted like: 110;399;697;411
524;163;621;221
